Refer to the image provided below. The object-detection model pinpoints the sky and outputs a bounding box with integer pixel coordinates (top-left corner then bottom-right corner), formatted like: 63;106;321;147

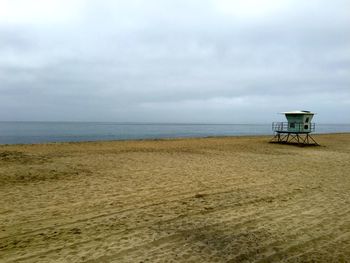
0;0;349;123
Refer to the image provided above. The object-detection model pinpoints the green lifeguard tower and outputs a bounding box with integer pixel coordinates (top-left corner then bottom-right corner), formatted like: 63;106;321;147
270;110;319;145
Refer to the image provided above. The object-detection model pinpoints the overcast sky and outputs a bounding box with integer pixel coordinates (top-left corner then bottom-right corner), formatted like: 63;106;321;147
0;0;349;123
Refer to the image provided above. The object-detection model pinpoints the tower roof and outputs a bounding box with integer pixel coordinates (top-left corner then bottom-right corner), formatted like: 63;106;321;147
280;110;315;115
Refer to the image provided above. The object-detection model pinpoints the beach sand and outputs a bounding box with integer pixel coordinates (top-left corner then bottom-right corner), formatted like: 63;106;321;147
0;134;349;262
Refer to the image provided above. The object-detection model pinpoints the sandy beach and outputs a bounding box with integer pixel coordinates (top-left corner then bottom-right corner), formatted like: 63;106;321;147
0;134;349;262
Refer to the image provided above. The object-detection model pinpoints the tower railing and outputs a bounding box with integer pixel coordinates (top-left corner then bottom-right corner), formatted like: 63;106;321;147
272;122;315;133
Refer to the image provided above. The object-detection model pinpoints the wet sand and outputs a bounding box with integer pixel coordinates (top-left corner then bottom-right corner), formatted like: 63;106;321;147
0;134;350;262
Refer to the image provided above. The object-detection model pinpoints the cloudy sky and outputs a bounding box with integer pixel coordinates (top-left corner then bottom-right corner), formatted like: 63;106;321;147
0;0;349;123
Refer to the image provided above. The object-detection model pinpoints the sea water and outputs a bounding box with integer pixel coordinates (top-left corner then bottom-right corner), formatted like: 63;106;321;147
0;122;350;145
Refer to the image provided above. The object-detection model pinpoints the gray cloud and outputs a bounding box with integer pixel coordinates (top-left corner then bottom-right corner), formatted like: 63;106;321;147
0;0;349;123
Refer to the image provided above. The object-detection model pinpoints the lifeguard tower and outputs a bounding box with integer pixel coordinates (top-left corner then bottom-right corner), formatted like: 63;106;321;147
270;110;319;145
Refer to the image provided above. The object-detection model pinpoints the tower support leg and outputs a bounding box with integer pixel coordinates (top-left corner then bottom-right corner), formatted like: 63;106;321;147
270;132;319;146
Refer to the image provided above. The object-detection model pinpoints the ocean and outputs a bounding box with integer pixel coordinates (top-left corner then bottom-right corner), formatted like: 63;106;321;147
0;122;350;145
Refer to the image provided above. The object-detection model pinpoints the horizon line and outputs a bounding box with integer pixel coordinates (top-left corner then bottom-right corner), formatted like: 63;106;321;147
1;121;350;125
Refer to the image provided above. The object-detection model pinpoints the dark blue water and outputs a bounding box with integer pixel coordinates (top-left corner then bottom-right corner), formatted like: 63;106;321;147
0;122;349;145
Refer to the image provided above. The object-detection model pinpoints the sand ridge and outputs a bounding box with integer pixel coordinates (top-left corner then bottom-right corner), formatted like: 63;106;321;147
0;134;350;262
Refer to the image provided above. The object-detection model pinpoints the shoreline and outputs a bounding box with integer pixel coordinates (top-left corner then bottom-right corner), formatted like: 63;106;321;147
1;132;350;147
